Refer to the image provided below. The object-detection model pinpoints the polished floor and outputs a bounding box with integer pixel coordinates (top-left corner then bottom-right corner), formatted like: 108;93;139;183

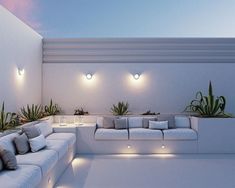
55;154;235;188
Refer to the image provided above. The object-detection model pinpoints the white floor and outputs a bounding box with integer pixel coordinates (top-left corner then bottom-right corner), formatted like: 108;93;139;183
55;154;235;188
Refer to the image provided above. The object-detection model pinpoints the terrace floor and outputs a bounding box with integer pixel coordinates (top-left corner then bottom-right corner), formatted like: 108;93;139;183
55;154;235;188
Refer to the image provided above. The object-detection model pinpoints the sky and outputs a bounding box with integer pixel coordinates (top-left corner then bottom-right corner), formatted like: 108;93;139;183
1;0;235;38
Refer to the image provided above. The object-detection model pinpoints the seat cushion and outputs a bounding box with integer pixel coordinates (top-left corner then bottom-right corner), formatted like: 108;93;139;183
46;139;68;159
46;133;76;147
0;132;19;154
0;164;42;188
163;128;198;140
16;149;58;176
95;128;128;140
129;128;163;140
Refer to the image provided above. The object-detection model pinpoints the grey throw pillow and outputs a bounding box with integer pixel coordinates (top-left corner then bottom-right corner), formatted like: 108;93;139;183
14;133;30;155
103;117;115;129
114;119;127;129
143;117;157;128
0;147;17;170
22;125;41;139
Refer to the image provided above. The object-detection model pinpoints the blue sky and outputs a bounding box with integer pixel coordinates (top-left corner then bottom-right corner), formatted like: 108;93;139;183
1;0;235;38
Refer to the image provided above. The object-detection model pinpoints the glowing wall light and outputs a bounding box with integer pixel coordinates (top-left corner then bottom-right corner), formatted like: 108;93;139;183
133;73;140;80
18;68;25;76
86;73;93;80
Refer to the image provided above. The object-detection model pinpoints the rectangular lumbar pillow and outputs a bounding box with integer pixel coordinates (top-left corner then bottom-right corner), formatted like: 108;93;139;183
0;146;17;170
29;134;46;152
22;125;41;139
128;117;143;128
103;116;115;129
143;117;157;128
175;116;191;128
149;121;168;130
114;118;127;129
13;133;30;155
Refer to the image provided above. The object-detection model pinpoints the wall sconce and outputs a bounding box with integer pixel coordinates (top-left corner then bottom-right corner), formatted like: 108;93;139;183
86;73;93;80
133;73;140;80
18;68;25;76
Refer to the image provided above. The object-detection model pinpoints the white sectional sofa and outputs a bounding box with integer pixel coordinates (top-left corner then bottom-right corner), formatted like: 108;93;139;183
0;116;76;188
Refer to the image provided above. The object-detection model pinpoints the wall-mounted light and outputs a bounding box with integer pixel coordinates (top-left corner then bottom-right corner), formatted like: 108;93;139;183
133;73;140;80
127;145;131;149
86;73;93;80
18;68;25;76
161;145;165;149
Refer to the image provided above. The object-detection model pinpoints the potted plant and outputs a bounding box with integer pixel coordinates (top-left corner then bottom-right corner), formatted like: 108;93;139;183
184;81;235;153
44;99;60;116
19;104;43;123
111;101;129;116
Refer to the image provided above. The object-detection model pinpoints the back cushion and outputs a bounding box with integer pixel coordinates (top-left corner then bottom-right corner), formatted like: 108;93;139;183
158;114;175;128
175;116;191;128
35;121;53;137
0;132;19;154
96;117;104;128
103;116;115;129
128;117;143;128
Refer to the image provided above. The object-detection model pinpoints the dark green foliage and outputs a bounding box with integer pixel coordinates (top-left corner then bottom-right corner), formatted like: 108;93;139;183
184;81;231;117
0;102;19;131
74;108;89;115
44;99;60;116
19;104;43;122
141;110;160;116
111;101;129;116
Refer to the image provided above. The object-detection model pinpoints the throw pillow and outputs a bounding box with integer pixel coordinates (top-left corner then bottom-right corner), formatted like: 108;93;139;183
0;158;3;171
22;125;41;139
29;134;46;152
143;117;157;128
175;116;191;128
149;121;168;130
103;116;115;129
128;117;143;128
114;119;127;129
0;146;17;170
13;133;30;155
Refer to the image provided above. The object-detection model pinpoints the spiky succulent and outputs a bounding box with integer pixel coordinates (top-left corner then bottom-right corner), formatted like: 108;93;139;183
184;81;231;117
111;101;129;116
19;104;43;122
44;99;60;116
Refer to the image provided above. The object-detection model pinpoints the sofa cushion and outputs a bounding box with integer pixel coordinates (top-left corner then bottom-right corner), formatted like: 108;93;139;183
163;128;198;140
35;121;53;137
0;164;42;188
95;128;128;140
114;118;127;129
103;116;115;129
149;121;168;130
0;147;17;170
0;132;19;154
13;133;30;155
29;134;47;152
128;117;143;128
143;117;156;128
46;133;76;147
175;116;191;128
96;116;104;128
158;114;175;128
22;125;41;139
46;139;68;159
129;128;163;140
16;149;58;176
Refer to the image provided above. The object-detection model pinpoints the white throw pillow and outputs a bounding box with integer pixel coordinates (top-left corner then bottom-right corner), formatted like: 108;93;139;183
175;116;190;128
96;117;104;128
128;117;143;128
149;121;168;130
29;134;47;152
35;121;53;137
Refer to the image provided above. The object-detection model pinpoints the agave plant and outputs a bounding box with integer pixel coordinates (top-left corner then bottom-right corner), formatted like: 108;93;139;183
44;99;60;116
0;102;18;131
111;101;129;116
184;81;231;117
19;104;43;122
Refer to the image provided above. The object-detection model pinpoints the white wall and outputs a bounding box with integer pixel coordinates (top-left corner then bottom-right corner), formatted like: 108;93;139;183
43;63;235;115
0;6;42;112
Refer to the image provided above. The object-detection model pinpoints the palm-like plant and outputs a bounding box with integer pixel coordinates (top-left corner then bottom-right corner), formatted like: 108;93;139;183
44;99;60;116
184;81;231;117
111;101;129;116
19;104;43;122
0;102;18;131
